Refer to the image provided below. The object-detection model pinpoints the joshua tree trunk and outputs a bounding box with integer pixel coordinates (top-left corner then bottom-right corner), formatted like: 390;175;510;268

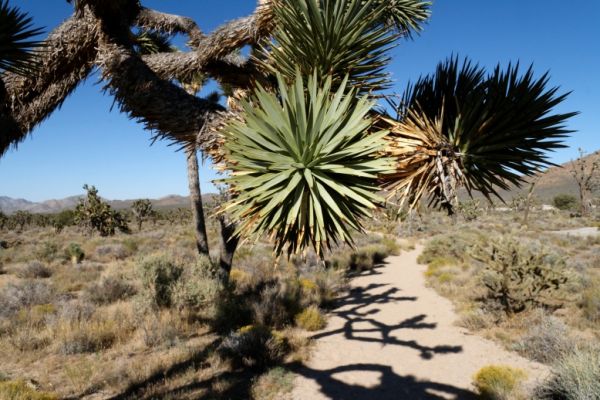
218;213;239;280
186;147;210;256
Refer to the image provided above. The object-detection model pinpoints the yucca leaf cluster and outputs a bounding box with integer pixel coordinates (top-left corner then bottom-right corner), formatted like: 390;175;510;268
382;56;577;210
262;0;400;93
221;72;393;256
0;0;44;75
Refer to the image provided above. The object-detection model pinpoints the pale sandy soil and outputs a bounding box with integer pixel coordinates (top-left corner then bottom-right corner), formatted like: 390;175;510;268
291;244;548;400
550;226;600;237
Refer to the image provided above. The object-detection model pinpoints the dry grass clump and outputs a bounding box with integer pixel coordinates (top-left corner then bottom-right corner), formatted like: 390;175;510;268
13;261;52;279
0;380;58;400
513;310;574;364
534;346;600;400
0;281;55;319
295;306;326;331
472;365;527;400
579;276;600;325
217;325;288;368
250;367;294;400
83;276;136;305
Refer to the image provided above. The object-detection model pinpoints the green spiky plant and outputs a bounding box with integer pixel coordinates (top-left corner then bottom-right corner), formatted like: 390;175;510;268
220;72;393;256
0;0;44;75
219;0;575;261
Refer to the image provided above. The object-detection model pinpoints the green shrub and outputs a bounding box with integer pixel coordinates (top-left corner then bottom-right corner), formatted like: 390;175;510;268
580;278;600;324
535;347;600;400
34;242;58;263
251;367;294;400
473;365;527;400
64;243;84;265
417;232;479;265
137;254;182;308
171;256;222;312
0;380;58;400
553;194;579;211
295;306;326;331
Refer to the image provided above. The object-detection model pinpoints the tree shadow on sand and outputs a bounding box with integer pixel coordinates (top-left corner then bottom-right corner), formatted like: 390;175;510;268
291;362;477;400
313;283;463;359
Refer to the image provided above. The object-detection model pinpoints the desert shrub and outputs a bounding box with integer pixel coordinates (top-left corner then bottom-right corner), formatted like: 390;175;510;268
138;312;187;348
553;194;579;211
251;280;301;329
514;310;573;363
83;276;136;305
34;242;59;263
55;300;95;324
94;244;129;260
473;365;527;400
64;243;85;265
15;261;52;279
0;281;55;319
458;199;483;221
535;347;600;400
55;318;117;354
579;277;600;324
295;306;326;331
0;380;58;400
171;256;222;313
472;236;568;315
137;254;182;308
310;267;346;307
217;325;287;368
417;231;480;265
251;367;294;400
348;245;388;272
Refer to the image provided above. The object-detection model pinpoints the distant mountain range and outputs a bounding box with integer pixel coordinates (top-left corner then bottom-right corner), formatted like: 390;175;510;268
0;194;212;214
1;150;597;214
491;150;600;202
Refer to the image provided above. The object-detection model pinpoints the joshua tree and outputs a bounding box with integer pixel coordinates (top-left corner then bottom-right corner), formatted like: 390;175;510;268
570;148;600;217
1;0;576;280
75;184;129;236
131;198;153;231
0;210;7;231
11;210;32;232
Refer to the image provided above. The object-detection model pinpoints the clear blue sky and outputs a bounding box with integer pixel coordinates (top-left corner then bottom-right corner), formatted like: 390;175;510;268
2;1;598;201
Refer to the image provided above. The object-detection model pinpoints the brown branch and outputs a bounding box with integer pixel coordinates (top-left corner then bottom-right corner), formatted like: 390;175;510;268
135;8;204;46
141;0;275;81
0;13;99;156
95;30;225;149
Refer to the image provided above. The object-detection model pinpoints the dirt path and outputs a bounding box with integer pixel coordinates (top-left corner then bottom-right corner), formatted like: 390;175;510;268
291;244;548;400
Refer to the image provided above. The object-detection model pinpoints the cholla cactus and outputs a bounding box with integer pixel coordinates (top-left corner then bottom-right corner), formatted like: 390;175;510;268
471;236;568;315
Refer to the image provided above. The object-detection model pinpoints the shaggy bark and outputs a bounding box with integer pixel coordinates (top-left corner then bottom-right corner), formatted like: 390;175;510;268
186;144;210;256
1;14;99;155
218;213;240;280
0;0;275;156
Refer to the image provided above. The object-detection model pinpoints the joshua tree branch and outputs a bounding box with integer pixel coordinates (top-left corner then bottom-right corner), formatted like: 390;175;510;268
135;8;204;46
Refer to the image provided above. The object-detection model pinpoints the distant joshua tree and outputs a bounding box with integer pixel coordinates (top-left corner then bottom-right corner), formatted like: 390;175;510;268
75;185;129;236
131;198;153;231
0;0;577;280
570;148;600;217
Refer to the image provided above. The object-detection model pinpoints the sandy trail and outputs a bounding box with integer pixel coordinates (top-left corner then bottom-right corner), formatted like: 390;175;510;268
291;244;548;400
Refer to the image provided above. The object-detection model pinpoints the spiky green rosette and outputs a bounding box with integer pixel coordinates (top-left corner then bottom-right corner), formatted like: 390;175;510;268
220;72;393;256
0;0;44;75
381;56;577;211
